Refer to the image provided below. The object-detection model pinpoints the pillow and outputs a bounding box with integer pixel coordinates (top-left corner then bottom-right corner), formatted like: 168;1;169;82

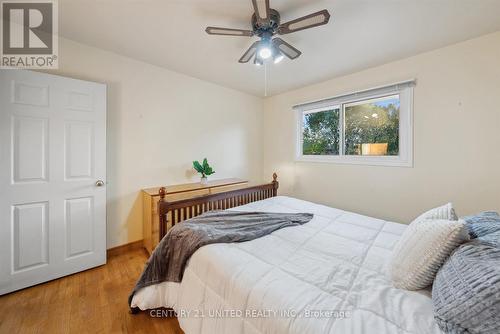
390;218;469;290
462;211;500;238
412;202;458;224
479;230;500;248
432;239;500;334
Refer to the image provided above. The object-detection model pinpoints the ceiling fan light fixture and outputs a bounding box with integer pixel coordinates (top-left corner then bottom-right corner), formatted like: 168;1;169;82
257;36;273;59
273;52;284;64
254;55;263;66
205;1;331;65
258;46;272;59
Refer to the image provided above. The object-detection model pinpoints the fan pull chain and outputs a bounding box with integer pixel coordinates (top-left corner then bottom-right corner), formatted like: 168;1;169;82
264;62;268;97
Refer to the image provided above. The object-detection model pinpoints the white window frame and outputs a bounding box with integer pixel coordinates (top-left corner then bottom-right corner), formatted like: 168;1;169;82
295;80;414;167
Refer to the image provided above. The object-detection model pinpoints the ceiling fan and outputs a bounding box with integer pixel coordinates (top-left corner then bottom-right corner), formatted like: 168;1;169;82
205;0;331;65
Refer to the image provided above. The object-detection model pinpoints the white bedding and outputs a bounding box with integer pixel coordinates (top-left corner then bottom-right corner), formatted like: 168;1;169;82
131;196;442;334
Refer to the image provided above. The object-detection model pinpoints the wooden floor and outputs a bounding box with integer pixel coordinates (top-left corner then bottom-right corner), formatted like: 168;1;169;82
0;248;183;334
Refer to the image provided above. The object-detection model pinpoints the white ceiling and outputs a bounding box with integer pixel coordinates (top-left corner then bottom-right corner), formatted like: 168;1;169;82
59;0;500;97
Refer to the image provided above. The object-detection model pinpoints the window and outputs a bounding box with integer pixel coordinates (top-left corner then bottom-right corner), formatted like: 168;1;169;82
302;107;340;155
344;95;400;156
296;81;413;166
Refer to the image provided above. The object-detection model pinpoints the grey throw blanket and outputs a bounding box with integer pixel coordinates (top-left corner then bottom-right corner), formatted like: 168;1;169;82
129;210;313;310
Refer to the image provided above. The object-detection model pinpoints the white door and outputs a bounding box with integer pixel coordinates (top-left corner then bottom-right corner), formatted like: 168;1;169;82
0;70;106;294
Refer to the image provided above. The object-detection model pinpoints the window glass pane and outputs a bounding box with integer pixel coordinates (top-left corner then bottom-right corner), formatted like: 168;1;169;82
344;95;400;156
302;108;340;155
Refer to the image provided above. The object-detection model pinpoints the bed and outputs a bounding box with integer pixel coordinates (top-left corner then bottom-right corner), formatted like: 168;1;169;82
131;193;442;334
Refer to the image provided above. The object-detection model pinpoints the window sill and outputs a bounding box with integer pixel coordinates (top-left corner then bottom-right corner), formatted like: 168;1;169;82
295;155;413;167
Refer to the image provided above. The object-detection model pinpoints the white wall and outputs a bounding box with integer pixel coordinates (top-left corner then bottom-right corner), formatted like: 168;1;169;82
263;32;500;223
51;38;263;248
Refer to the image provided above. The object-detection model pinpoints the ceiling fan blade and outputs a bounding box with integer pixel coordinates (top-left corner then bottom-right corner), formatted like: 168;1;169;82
251;0;270;23
205;27;254;37
273;38;301;60
239;41;259;63
278;9;331;34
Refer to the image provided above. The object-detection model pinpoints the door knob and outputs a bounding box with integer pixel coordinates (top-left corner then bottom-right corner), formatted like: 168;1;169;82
95;180;105;187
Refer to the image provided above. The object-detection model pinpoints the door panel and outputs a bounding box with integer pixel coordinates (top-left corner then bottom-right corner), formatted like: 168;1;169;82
67;90;93;112
12;116;49;183
65;197;93;258
0;70;106;294
12;201;49;272
11;81;49;107
64;121;93;180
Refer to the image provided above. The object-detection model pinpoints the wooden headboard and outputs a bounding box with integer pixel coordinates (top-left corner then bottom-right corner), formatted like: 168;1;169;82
157;173;279;240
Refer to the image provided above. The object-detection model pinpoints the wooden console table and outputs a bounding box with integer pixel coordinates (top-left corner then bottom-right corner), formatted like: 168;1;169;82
142;178;247;254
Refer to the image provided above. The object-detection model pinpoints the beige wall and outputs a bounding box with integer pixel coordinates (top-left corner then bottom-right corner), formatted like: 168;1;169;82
263;32;500;223
52;38;263;248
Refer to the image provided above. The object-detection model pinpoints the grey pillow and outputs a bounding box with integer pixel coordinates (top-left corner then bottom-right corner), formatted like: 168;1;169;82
432;239;500;334
462;211;500;238
479;230;500;248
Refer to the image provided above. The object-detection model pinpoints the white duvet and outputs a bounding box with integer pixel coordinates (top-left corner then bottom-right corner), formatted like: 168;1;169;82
131;196;442;334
